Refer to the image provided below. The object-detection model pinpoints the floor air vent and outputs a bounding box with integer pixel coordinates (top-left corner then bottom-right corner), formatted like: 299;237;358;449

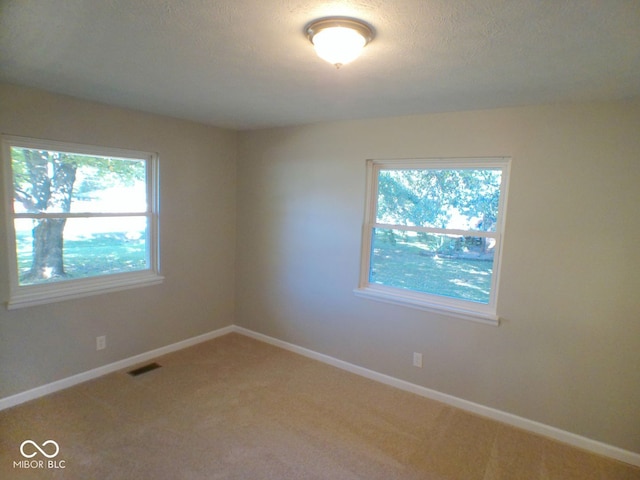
128;362;161;376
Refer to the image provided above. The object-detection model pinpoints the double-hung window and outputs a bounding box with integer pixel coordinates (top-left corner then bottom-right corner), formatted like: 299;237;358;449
2;135;162;309
355;158;510;325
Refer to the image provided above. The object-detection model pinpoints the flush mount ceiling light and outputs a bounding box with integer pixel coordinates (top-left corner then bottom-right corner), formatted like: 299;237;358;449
305;17;374;68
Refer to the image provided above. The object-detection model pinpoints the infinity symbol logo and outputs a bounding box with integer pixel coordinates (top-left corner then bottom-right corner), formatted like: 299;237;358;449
20;440;60;459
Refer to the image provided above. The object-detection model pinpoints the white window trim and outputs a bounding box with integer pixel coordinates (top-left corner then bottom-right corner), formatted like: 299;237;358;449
354;157;510;326
2;135;163;309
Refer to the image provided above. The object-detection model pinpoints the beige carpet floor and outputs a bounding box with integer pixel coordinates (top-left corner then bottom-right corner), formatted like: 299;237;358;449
1;333;638;479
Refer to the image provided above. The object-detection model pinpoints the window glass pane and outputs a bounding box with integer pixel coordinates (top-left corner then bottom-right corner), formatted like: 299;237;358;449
11;147;147;214
14;218;34;282
376;169;502;231
15;217;149;286
369;228;494;304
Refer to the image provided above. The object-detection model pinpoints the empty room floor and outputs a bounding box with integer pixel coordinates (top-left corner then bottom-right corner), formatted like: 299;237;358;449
1;333;638;479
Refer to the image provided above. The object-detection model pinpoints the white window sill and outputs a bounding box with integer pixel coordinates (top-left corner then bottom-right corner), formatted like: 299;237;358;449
6;271;164;310
353;285;500;326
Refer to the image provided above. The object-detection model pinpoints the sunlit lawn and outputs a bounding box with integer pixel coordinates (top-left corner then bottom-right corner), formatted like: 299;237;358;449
16;232;147;284
371;234;493;304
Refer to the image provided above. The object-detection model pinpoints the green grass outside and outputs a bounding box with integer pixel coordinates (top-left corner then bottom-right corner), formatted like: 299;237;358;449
16;232;147;285
371;232;493;304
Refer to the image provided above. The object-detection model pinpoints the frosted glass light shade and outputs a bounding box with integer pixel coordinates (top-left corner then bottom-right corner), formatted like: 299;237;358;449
312;27;366;67
306;18;374;68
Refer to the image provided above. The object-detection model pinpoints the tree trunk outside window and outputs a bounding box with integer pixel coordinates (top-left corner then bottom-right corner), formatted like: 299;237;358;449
19;149;77;282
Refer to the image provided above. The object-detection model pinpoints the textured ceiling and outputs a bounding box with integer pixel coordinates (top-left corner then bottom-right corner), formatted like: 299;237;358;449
1;0;639;130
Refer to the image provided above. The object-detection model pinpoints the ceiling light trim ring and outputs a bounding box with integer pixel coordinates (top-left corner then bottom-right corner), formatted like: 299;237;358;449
305;17;375;46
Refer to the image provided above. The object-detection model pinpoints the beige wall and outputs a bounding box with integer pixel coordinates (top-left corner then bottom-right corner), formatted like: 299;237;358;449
0;84;237;398
236;101;640;453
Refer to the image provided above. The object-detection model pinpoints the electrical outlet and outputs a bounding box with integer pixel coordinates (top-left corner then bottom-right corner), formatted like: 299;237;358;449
96;336;106;351
413;352;423;368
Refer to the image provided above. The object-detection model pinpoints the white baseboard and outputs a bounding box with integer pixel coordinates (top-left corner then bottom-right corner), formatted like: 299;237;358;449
0;325;235;411
232;326;640;468
1;323;638;467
